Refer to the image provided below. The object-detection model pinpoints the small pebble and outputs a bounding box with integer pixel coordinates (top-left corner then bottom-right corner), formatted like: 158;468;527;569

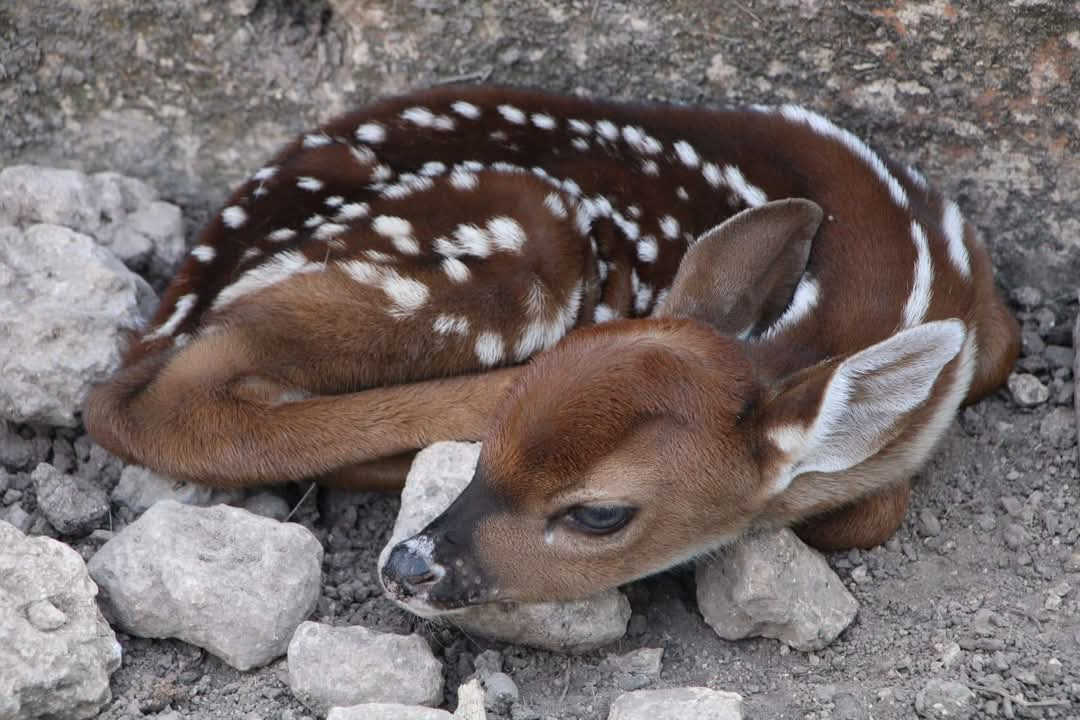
918;509;941;537
1006;373;1049;407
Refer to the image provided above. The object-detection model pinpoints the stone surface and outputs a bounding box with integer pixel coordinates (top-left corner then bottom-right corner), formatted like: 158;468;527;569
607;687;743;720
1039;407;1077;448
0;165;186;277
287;621;444;714
601;647;664;691
0;520;122;720
1007;372;1050;407
87;500;322;671
110;465;244;515
454;679;488;720
31;462;109;536
482;671;519;714
914;679;975;719
695;528;859;652
0;223;156;426
328;705;453;720
380;442;631;653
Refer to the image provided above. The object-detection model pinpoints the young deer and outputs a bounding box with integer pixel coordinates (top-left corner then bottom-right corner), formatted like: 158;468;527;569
84;86;1019;613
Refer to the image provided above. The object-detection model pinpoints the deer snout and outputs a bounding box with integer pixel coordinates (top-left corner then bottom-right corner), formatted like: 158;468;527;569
381;536;444;600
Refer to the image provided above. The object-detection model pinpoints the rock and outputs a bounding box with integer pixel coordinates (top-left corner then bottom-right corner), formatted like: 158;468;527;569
695;528;858;651
0;165;186;277
328;705;453;720
380;442;631;653
286;621;443;714
601;647;664;691
0;224;156;426
607;687;743;720
482;672;519;714
242;491;292;521
1039;407;1077;448
0;520;122;720
918;509;942;537
31;463;109;536
1;504;32;534
1007;372;1049;407
111;465;244;514
0;421;37;470
1011;286;1042;309
914;679;975;719
1043;345;1074;371
227;0;260;16
87;500;322;670
454;679;488;720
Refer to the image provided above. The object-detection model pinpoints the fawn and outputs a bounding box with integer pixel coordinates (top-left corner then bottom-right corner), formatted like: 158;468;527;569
85;86;1019;614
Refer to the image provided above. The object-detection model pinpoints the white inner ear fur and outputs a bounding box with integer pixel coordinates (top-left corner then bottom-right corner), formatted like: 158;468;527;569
769;319;967;493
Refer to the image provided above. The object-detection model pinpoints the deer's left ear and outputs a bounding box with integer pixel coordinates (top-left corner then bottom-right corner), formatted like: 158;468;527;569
654;198;823;335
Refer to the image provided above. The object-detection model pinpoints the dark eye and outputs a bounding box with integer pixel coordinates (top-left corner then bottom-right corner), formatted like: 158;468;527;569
565;505;636;535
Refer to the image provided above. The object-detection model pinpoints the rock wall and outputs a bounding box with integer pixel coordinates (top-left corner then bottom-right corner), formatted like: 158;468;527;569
2;0;1076;294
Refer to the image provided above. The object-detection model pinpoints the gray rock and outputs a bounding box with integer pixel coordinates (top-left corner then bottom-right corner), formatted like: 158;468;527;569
287;621;443;714
111;465;244;514
380;442;631;653
1011;286;1042;309
242;491;292;521
0;421;37;470
1;504;32;534
328;705;453;720
1043;344;1074;371
918;509;942;537
454;679;488;720
31;463;109;536
0;223;156;426
1039;407;1077;448
914;679;975;719
482;672;519;714
0;520;122;720
0;165;185;277
607;687;743;720
1007;372;1049;407
87;500;322;670
695;528;858;651
601;647;664;691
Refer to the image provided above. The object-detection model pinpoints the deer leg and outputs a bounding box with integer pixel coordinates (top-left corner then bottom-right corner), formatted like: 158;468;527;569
318;452;418;492
793;480;911;551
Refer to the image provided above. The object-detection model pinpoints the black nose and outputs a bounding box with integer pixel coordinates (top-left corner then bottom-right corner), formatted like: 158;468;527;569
382;543;437;595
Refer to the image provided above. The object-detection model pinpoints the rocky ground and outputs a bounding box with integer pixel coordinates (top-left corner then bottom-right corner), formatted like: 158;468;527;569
1;1;1078;719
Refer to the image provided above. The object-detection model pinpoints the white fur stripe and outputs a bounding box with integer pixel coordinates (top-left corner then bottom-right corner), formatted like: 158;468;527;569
941;200;971;278
144;293;197;341
212;250;320;311
779;104;909;209
761;276;820;340
722;165;768;207
902;222;934;328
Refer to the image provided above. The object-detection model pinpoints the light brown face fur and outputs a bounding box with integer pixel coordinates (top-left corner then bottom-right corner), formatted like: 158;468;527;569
397;319;773;605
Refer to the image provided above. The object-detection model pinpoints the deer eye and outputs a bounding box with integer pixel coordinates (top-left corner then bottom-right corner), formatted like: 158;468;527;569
564;505;636;535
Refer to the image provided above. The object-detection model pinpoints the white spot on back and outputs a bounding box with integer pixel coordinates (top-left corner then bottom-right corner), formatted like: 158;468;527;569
434;314;470;336
568;119;592;135
462;160;484;172
487;216;526;253
305;214;326;228
297;176;324;192
144;293;197;341
702;162;722;188
451;100;481;119
475;332;506;366
253;166;277;182
659;215;680;240
941;200;972;278
498;104;526;124
676;186;690;201
723;165;768;207
402;107;435;126
268;228;297;242
442;256;470;283
637;236;659;263
392;236;421;255
634;282;654;314
419;161;447;177
373;215;414;239
303;133;332;148
240;247;261;263
313;222;348;241
191;245;215;263
221;206;247;229
335;203;369;221
355;122;387;144
673;140;700;168
324;195;344;208
642;159;660;176
571;137;590;151
596;120;618;141
902;221;934;327
532;113;557;130
594;303;615;323
450;168;479;191
452;224;492;257
512;280;583;361
544;193;567;219
381;273;430;317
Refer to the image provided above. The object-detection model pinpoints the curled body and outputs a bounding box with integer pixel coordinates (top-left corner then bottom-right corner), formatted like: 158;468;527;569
84;86;1019;612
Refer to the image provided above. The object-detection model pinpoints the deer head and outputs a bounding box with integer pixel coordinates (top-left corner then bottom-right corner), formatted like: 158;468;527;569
380;199;968;611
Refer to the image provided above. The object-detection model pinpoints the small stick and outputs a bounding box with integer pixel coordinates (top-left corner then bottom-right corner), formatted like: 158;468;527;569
432;68;493;86
284;481;317;522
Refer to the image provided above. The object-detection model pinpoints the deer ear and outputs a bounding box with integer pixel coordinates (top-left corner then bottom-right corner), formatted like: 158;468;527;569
760;320;968;497
654;198;823;335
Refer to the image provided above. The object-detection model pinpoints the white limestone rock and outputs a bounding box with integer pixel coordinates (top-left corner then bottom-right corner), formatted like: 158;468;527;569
287;621;444;714
111;465;245;515
0;520;122;720
0;165;186;276
0;223;156;426
380;442;631;653
695;528;858;652
31;462;109;536
87;501;322;670
607;687;743;720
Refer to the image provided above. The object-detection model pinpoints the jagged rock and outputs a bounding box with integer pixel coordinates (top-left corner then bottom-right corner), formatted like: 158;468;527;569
607;687;743;720
31;463;109;536
0;165;186;277
87;501;322;670
695;528;858;651
601;647;664;691
0;223;156;426
287;621;443;714
1006;372;1049;407
0;520;122;720
379;442;631;653
915;679;975;719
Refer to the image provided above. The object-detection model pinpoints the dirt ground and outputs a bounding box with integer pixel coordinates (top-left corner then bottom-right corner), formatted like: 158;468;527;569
2;1;1078;718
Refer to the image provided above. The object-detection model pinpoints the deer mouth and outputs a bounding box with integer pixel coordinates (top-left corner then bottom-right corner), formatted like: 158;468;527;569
379;534;501;615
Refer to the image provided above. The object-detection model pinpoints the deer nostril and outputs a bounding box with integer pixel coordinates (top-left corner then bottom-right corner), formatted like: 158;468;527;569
384;543;438;593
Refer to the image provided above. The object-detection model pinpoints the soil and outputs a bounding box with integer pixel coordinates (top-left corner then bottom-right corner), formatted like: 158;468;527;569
2;1;1078;719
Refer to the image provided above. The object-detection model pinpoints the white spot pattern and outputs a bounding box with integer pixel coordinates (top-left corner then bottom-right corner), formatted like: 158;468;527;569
941;200;971;278
268;228;297;242
442;256;470;283
212;250;321;311
673;140;700;168
451;101;481;119
191;245;215;263
144;293;197;342
297;176;324;192
532;113;557;130
902;222;934;328
221;206;247;229
434;314;470;335
723;165;768;207
355;122;387;144
544;192;567;219
475;332;505;366
637;236;659;263
487;216;526;253
498;104;526;124
659;215;680;240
